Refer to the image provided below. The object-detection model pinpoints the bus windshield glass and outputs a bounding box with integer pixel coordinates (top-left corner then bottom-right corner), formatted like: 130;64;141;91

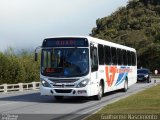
41;48;89;77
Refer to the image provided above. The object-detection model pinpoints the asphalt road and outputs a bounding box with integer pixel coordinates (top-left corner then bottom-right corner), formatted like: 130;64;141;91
0;78;159;120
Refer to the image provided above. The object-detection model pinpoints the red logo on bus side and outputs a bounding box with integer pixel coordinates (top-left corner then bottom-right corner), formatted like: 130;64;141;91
105;66;117;87
105;66;132;87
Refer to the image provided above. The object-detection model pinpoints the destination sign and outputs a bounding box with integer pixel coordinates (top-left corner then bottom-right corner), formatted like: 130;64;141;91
42;38;89;47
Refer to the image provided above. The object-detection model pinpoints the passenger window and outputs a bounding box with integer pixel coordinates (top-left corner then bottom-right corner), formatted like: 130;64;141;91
90;44;98;72
98;44;104;65
122;50;127;65
111;47;117;65
127;51;132;66
104;46;112;65
131;52;136;66
117;48;122;65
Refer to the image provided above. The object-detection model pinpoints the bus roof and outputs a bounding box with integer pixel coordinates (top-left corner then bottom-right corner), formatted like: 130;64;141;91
87;36;136;52
44;36;136;52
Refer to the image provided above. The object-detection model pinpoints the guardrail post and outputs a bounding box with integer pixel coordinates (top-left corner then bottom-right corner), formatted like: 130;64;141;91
154;80;157;86
4;84;7;93
19;83;23;92
32;82;36;90
37;82;40;89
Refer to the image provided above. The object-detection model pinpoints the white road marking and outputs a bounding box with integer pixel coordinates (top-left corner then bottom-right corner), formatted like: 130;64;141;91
0;102;19;107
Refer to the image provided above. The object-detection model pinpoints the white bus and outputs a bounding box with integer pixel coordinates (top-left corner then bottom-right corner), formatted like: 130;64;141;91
35;36;137;100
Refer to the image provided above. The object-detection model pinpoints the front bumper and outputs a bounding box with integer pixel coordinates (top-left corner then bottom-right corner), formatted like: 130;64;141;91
137;77;149;82
40;85;96;97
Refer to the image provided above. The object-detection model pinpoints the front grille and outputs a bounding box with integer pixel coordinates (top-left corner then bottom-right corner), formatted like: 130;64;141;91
49;79;78;83
55;89;72;93
138;75;144;78
52;84;75;88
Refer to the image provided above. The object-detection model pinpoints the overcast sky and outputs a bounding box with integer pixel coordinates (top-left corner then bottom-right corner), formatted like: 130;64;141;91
0;0;128;52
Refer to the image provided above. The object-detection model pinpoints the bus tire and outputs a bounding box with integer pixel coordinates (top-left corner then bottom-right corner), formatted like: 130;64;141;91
122;78;128;92
95;82;103;100
54;96;63;100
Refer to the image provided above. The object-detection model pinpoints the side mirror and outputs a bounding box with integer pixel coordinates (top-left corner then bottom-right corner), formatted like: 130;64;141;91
35;52;38;61
34;46;41;62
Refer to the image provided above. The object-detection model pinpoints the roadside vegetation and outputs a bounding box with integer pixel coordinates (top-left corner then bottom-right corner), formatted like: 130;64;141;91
90;0;160;72
0;48;40;85
86;84;160;120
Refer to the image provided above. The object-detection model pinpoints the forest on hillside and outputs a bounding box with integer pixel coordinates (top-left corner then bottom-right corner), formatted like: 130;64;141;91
91;0;160;71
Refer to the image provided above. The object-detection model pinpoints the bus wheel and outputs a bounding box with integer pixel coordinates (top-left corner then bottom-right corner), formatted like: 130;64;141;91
95;82;103;100
122;79;128;92
54;96;63;100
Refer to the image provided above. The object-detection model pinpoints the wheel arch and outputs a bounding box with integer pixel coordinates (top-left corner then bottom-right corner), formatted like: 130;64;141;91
100;79;105;95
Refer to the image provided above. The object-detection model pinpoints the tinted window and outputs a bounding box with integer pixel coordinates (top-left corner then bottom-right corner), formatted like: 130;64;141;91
104;46;112;65
117;48;122;65
131;52;136;66
98;44;104;65
127;51;132;66
122;50;127;65
137;69;149;74
111;47;117;65
90;44;98;72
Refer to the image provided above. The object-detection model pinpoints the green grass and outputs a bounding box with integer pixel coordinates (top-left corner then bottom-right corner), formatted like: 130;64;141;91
85;84;160;120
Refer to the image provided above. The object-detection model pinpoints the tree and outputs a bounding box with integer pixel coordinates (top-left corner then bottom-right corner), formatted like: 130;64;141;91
0;48;40;84
90;0;160;71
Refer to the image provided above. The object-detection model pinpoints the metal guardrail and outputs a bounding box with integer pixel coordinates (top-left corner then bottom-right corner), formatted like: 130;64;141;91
0;82;40;93
151;74;160;78
0;75;159;93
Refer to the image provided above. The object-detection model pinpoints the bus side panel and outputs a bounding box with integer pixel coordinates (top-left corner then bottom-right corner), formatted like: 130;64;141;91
89;71;100;96
98;65;109;93
128;66;137;87
98;65;119;93
102;65;137;92
104;65;123;92
115;66;137;90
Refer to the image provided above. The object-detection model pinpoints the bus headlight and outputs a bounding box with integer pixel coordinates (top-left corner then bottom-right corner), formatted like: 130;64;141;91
41;79;51;87
76;79;89;88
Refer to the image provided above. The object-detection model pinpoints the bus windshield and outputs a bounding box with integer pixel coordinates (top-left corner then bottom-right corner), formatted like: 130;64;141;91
41;48;89;77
